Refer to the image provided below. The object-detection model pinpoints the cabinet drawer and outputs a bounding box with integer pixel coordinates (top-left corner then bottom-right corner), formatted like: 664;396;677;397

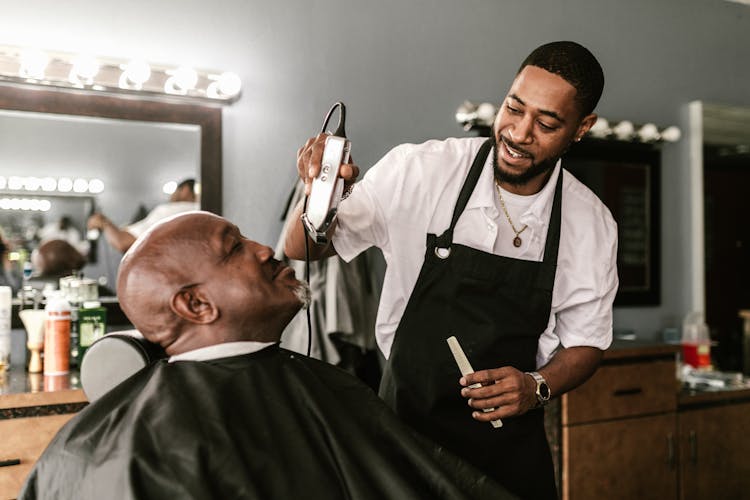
562;359;677;425
0;414;75;500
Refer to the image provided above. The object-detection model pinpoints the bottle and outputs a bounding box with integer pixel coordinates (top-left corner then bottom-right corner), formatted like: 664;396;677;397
44;292;71;375
78;300;107;362
0;286;11;372
681;311;711;369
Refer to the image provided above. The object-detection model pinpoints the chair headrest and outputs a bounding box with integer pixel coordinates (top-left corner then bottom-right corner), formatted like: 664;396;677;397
80;330;167;402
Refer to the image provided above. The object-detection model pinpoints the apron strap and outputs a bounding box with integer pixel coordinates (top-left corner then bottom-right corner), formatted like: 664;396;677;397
541;169;564;265
432;138;493;250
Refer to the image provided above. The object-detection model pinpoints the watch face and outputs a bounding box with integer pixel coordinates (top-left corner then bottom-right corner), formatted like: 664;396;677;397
539;382;550;400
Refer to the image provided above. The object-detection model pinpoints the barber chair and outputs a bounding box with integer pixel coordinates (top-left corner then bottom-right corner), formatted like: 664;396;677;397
80;330;166;402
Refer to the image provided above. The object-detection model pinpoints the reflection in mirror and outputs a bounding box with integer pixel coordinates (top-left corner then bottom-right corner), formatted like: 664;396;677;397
0;110;200;291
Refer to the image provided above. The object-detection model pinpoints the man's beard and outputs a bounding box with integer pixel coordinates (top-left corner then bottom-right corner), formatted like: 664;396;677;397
492;134;561;187
293;281;312;310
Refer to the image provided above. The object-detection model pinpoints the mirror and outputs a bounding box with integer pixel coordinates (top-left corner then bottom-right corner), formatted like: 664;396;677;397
0;85;222;304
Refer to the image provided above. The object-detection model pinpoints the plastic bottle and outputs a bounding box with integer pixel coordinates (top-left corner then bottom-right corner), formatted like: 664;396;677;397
681;311;711;369
78;300;107;362
44;292;71;375
0;286;11;372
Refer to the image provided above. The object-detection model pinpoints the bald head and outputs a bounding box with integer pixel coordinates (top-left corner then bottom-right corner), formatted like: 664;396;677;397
117;211;307;354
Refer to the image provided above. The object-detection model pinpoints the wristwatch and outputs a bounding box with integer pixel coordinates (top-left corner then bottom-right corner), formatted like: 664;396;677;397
526;371;551;407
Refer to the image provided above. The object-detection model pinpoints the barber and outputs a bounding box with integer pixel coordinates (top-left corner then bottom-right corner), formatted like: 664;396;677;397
285;41;618;499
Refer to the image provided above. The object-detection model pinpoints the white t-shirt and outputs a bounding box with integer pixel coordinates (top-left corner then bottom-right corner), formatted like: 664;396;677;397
126;201;200;237
333;137;618;368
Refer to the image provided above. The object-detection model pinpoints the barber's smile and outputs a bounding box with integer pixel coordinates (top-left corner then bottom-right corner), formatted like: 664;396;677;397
499;136;533;166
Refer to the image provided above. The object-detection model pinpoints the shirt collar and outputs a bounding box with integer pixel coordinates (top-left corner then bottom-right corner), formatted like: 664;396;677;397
168;341;276;363
465;146;562;229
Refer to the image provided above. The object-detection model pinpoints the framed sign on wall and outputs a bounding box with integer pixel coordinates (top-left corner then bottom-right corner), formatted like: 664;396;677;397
564;139;661;306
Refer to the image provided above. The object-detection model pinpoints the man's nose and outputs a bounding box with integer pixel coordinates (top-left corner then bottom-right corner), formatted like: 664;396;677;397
255;244;275;262
509;115;533;144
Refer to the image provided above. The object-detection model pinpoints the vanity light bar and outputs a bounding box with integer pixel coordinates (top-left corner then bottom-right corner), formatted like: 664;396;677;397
0;197;51;212
0;45;241;104
454;101;681;143
0;175;104;194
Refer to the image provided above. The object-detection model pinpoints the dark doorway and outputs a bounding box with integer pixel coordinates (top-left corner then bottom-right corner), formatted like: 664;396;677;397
704;145;750;372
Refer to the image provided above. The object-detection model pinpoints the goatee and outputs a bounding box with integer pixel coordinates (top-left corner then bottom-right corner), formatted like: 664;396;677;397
294;281;312;310
492;134;558;187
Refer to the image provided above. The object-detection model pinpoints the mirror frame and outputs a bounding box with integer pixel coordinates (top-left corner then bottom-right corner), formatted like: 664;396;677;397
0;84;222;215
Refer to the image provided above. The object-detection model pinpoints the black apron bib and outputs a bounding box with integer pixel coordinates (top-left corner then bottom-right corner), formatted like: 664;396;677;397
379;139;561;499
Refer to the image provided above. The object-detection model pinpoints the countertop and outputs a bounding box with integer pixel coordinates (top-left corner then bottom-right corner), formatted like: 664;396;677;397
0;368;87;418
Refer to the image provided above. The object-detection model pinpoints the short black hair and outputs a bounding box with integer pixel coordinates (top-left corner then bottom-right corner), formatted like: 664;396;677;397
177;178;196;193
518;41;604;116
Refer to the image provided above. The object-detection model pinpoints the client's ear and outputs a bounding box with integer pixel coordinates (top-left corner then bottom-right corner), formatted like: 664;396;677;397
170;286;219;324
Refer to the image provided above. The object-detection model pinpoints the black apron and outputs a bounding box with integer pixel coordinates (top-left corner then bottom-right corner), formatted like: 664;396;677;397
379;139;560;499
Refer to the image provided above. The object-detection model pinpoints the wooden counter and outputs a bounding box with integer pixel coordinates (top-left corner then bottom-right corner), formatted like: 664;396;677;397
0;370;88;500
551;339;750;500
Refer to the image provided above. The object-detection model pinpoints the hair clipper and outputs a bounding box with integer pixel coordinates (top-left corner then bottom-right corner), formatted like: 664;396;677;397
301;102;351;244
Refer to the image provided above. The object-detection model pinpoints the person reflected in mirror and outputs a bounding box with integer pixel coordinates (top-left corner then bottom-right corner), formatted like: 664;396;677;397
87;178;199;253
19;211;513;500
0;231;21;292
38;215;90;256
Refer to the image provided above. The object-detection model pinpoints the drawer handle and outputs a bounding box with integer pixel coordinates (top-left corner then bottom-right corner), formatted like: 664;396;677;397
0;458;21;467
612;387;643;397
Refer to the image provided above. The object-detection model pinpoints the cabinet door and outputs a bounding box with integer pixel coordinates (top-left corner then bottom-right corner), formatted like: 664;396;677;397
679;402;750;500
564;413;678;500
0;414;76;499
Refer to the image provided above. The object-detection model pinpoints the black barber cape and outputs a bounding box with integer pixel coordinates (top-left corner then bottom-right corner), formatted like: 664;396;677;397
20;345;513;500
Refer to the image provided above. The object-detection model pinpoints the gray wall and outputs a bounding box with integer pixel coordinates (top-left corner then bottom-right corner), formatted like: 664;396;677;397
1;0;748;338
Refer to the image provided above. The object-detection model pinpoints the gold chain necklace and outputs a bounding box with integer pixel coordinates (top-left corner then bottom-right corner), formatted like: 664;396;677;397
494;181;528;248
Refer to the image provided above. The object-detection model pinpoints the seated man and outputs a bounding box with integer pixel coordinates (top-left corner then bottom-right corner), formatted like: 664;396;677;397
20;211;513;500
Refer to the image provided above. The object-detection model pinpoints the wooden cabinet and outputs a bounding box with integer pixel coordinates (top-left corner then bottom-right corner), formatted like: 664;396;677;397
560;352;679;500
0;414;76;500
678;402;750;500
564;413;678;499
557;343;750;500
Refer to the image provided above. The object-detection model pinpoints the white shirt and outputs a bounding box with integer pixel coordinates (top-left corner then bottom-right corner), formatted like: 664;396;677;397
169;341;275;362
333;137;618;368
126;201;200;237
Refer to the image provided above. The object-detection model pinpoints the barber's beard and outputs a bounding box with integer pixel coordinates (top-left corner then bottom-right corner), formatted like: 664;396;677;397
492;134;561;187
293;281;312;310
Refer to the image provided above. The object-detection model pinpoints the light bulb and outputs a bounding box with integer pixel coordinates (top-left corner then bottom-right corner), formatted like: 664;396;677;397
73;178;89;193
120;60;151;89
70;54;100;85
218;72;241;97
88;179;104;194
19;48;48;80
637;123;660;142
57;177;73;193
612;120;634;141
173;67;197;90
40;177;56;192
476;102;498;126
588;117;611;138
660;126;681;142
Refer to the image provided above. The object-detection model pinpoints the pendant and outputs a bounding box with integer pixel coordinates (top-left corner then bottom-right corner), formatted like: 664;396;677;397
513;236;522;248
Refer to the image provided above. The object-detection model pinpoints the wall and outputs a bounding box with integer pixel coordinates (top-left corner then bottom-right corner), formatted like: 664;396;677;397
0;0;748;339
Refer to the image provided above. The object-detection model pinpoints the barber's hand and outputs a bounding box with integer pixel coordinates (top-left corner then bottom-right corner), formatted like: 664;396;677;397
460;367;538;422
297;133;360;196
87;213;109;230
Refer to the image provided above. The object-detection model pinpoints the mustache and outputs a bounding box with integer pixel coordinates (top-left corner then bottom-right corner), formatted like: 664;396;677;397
498;135;533;160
